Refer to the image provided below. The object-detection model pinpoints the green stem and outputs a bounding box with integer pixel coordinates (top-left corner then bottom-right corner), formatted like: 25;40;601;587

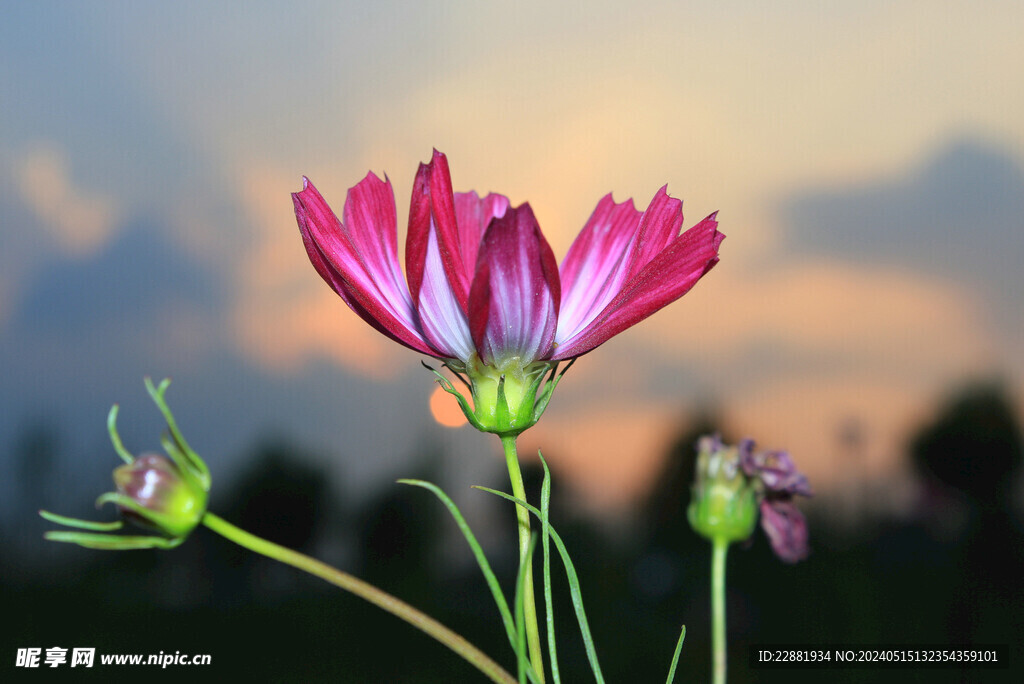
201;512;517;684
501;434;546;683
711;537;729;684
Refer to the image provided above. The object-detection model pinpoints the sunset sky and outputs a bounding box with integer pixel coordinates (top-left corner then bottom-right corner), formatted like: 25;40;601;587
2;1;1022;518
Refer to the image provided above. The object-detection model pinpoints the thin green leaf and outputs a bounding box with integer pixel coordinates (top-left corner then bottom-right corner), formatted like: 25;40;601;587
539;453;560;684
665;625;687;684
399;479;542;684
475;486;605;684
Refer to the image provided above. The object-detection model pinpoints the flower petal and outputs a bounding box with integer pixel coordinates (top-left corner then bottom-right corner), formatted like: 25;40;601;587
556;194;643;345
759;499;810;563
414;224;475;360
406;150;476;310
623;185;684;280
742;447;814;497
454;190;510;270
468;203;560;367
406;153;510;361
552;206;723;360
293;175;433;354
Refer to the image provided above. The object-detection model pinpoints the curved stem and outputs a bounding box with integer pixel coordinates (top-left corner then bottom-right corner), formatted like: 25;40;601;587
711;537;729;684
201;512;517;684
501;435;546;683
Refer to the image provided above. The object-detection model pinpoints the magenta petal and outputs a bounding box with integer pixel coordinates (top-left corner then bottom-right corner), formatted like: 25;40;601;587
742;448;814;497
624;186;683;280
406;150;475;311
552;211;723;360
454;190;510;272
415;224;475;360
759;499;809;563
406;154;510;361
293;176;433;355
556;194;643;345
405;160;433;304
414;190;508;361
468;204;560;366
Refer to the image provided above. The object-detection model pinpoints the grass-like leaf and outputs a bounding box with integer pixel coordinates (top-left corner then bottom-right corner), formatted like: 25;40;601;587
475;486;605;684
399;479;541;684
539;453;560;684
665;625;687;684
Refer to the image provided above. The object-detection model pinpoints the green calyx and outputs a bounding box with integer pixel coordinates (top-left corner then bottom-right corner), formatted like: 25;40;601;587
687;441;758;545
40;377;211;550
424;355;574;437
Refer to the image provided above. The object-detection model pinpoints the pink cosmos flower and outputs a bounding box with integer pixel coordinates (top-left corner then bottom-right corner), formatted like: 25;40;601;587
293;150;723;433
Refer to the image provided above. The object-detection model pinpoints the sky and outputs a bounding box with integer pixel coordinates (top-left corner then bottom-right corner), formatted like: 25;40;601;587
2;1;1022;520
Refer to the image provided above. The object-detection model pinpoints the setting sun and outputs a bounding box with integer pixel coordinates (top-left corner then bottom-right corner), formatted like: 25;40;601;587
429;384;467;428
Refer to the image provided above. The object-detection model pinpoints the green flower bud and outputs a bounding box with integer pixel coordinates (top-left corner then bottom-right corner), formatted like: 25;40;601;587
40;378;211;551
687;435;759;544
105;453;207;537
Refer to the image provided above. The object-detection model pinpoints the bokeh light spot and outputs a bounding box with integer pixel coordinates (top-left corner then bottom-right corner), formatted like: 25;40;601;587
429;385;467;428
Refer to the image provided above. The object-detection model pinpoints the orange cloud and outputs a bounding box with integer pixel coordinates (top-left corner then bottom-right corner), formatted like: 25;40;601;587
16;143;120;256
524;403;681;512
643;259;995;377
227;166;405;377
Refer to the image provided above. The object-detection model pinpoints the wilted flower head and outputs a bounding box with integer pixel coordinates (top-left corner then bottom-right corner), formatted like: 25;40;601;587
740;441;813;562
687;435;760;544
294;150;723;435
40;378;210;550
689;435;812;562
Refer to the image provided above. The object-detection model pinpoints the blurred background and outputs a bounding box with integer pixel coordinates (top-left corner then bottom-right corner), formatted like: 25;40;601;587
2;1;1022;681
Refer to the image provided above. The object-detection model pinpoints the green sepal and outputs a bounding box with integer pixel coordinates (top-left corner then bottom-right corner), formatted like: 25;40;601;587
423;357;572;437
494;375;513;431
107;405;134;465
532;360;574;424
145;377;211;491
421;361;488;432
43;530;186;550
39;510;124;532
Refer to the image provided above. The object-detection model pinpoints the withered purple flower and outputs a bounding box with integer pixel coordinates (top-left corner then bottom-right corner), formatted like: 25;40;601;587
691;435;812;562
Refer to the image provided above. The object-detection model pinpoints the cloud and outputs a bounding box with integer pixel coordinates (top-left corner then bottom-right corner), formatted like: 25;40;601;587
525;402;682;511
3;213;229;394
639;259;996;385
15;144;121;256
227;166;407;377
783;139;1024;325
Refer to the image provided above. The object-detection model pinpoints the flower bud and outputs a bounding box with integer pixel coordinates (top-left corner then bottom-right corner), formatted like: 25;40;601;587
107;453;207;538
41;378;212;551
687;436;759;544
